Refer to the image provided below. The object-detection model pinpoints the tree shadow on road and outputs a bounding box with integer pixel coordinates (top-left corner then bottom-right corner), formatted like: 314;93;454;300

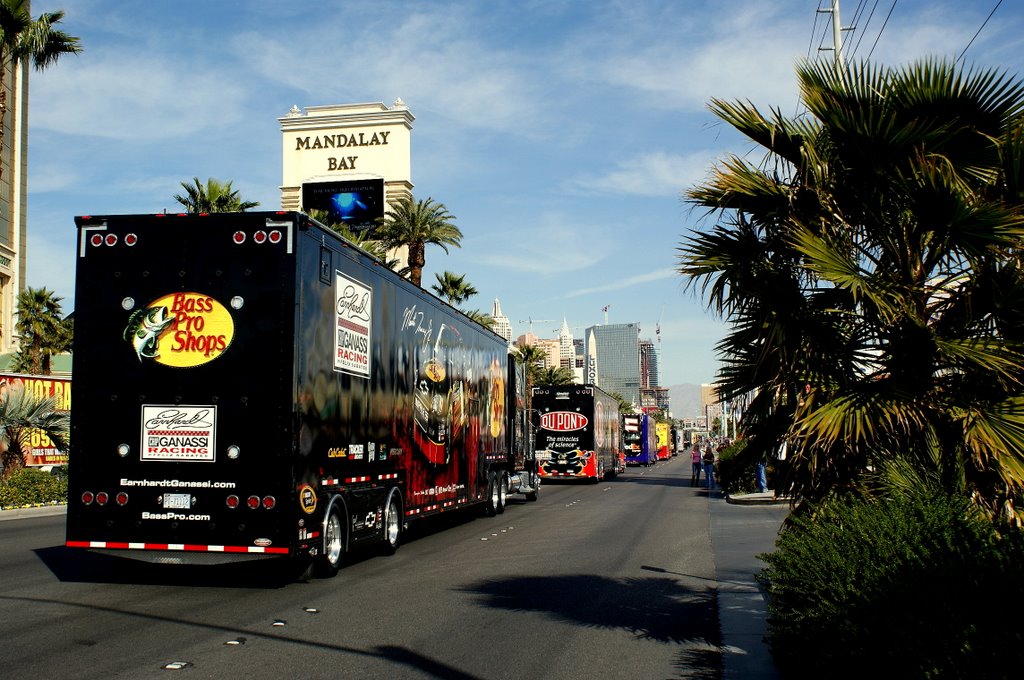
459;573;722;679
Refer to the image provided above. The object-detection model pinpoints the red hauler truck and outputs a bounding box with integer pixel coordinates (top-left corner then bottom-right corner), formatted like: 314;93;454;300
532;384;621;482
65;212;539;577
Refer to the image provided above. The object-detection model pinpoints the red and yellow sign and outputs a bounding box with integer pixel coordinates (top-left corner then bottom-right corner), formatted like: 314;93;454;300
126;292;234;367
0;374;70;466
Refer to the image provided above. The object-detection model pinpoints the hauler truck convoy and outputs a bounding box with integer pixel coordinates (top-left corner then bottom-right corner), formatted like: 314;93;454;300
532;384;622;482
65;211;539;577
622;412;658;466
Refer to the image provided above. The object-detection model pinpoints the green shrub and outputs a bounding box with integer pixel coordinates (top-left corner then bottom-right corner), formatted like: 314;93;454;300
717;439;776;494
0;467;68;508
758;491;1024;679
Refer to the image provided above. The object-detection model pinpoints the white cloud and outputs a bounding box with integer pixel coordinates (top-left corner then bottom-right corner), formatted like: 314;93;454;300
565;150;719;197
465;213;615;274
32;52;251;140
565;267;677;298
231;9;547;135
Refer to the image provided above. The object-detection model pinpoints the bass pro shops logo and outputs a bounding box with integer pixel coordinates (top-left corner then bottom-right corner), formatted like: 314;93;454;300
124;292;235;367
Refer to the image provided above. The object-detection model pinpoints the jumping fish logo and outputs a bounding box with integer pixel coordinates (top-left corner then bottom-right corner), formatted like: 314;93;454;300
124;306;174;361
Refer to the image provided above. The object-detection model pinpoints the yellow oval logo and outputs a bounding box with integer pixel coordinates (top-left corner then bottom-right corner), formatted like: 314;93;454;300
126;292;234;367
299;484;317;514
424;358;445;382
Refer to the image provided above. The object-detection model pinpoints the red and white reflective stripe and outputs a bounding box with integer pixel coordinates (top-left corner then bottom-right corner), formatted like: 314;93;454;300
345;476;371;483
66;540;289;555
321;478;339;486
378;473;398;480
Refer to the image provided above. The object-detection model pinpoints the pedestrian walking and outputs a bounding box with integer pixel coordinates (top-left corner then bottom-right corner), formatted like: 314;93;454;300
756;460;768;493
690;445;702;486
702;446;716;489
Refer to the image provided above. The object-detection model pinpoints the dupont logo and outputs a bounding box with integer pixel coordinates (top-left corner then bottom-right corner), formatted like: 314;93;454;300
540;411;589;431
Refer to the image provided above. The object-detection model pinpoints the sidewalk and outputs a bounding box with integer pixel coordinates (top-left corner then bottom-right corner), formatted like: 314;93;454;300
710;489;789;680
0;504;66;521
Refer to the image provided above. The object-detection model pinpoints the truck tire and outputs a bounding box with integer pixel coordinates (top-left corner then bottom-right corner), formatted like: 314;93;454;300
525;474;540;502
485;472;500;516
497;472;509;515
314;505;346;578
380;488;403;555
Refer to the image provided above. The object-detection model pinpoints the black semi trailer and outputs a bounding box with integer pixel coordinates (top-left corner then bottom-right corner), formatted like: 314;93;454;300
65;211;538;576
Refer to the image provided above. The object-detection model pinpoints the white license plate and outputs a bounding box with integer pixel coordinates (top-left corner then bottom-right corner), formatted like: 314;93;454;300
163;493;191;509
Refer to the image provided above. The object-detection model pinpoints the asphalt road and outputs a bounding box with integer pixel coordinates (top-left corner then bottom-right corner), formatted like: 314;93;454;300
0;458;785;679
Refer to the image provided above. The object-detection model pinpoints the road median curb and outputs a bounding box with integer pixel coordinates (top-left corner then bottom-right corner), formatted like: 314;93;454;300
0;504;67;521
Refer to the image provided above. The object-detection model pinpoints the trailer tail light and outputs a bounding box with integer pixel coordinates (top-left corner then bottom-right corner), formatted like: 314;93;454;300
262;496;277;510
226;495;240;509
116;492;129;506
95;492;110;506
81;491;95;505
231;224;287;248
246;495;261;509
124;233;138;246
105;234;117;246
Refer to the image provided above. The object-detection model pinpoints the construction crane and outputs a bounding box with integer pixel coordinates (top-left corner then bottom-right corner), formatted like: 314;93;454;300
518;317;555;334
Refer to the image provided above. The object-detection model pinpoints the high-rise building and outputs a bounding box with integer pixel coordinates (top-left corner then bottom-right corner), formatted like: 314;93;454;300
491;298;512;344
535;338;561;369
639;338;660;389
571;337;585;383
557;318;574;369
0;51;28;355
585;322;641;406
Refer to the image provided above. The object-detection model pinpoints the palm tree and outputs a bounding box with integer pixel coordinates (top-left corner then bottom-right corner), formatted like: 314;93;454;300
516;342;548;391
533;366;575;386
374;196;461;287
173;177;259;213
12;287;70;375
606;390;633;415
678;57;1024;522
463;309;496;330
307;208;401;269
0;1;81;183
0;385;68;481
430;271;478;306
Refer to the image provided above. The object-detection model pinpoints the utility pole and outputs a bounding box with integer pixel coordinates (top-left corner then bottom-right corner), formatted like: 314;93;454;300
818;0;848;69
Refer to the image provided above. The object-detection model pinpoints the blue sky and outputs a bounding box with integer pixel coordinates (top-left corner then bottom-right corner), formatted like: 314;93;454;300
25;0;1024;386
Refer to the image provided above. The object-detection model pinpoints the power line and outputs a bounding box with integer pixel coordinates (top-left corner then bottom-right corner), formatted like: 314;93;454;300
807;1;826;61
956;0;1004;66
848;0;882;61
865;0;898;61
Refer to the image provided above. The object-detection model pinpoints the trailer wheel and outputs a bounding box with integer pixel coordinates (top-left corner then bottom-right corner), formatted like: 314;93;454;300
381;489;403;555
525;473;540;502
315;505;346;578
497;472;509;515
485;472;500;516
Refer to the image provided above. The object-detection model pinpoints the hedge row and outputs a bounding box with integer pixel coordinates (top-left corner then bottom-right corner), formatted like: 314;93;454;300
0;467;68;509
759;491;1024;678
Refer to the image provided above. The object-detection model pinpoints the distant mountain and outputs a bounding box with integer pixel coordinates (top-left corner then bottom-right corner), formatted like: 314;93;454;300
667;383;702;420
